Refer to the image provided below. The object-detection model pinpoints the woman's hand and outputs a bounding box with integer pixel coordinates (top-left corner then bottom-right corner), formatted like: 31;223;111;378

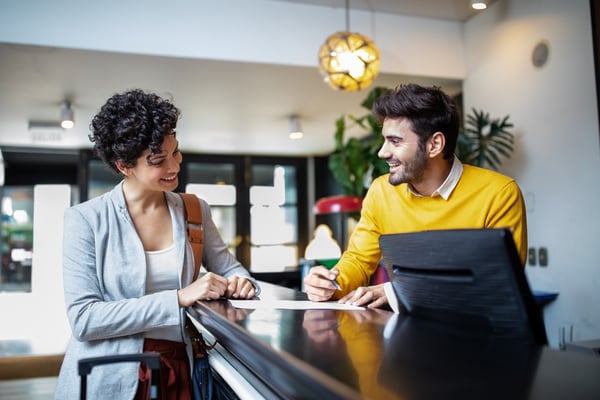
178;272;228;307
225;276;256;299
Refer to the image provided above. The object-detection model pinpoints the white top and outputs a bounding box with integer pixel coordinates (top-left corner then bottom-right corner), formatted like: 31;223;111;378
145;243;183;342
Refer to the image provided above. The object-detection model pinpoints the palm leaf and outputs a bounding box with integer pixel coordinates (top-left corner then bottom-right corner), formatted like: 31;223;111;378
456;108;515;170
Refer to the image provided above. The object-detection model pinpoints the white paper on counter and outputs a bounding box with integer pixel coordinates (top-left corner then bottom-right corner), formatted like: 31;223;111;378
229;299;364;310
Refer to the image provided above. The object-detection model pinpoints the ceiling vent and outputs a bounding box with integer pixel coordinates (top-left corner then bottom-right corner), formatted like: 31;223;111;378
28;120;64;142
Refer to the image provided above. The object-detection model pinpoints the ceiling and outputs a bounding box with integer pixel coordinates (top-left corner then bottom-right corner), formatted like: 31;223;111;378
275;0;485;21
0;0;480;158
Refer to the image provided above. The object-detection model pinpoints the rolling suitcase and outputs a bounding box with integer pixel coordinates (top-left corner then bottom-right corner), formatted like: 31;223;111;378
78;352;161;400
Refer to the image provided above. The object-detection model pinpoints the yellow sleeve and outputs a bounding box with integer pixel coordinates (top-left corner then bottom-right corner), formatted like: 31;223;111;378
485;180;528;265
332;184;385;299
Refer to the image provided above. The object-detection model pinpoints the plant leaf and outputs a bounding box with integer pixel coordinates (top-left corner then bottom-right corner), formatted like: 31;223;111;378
327;86;392;196
456;108;514;170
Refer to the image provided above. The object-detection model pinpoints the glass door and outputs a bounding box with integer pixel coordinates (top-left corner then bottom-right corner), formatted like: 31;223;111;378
249;164;297;271
185;159;240;257
249;158;307;272
183;155;308;272
0;186;34;292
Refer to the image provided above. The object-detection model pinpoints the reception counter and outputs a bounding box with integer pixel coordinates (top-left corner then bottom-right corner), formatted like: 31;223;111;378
187;282;600;399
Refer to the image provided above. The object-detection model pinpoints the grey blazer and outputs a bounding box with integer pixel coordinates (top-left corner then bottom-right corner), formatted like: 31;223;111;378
55;181;258;400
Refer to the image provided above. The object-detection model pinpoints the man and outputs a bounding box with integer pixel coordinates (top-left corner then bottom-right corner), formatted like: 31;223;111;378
304;84;527;308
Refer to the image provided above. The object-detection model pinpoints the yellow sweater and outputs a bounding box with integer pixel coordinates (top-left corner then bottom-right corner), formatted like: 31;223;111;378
333;164;528;298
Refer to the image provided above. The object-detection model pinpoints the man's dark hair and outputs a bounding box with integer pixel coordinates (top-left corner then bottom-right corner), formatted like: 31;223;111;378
89;89;180;174
372;84;460;161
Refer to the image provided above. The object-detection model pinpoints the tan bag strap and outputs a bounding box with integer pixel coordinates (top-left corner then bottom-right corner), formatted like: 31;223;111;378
179;193;214;359
179;193;203;281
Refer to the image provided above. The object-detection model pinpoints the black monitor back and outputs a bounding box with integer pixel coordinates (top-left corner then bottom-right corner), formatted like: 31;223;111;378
379;228;547;345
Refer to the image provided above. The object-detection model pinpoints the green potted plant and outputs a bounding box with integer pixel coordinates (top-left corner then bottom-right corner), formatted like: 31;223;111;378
327;86;389;199
456;108;515;170
314;87;390;248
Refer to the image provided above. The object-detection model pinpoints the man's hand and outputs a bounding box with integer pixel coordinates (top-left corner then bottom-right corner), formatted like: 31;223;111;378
303;266;340;302
338;284;388;309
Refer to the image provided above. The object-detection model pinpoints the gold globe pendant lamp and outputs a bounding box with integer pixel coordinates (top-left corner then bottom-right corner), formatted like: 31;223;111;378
318;0;380;91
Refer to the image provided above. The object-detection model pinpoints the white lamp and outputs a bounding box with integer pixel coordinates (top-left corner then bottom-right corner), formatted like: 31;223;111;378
305;224;342;261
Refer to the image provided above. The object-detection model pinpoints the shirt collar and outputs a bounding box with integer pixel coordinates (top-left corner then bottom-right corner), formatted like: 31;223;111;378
406;155;464;200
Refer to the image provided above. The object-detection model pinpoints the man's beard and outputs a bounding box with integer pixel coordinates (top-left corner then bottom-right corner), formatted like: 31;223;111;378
388;144;428;186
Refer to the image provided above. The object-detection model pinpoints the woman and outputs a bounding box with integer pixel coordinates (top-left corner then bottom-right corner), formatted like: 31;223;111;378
55;89;259;399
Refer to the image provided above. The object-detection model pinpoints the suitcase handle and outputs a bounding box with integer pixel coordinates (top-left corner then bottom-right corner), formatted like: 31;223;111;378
78;352;161;400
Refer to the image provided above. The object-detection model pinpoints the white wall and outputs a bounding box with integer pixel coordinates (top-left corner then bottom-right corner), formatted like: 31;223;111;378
464;0;600;347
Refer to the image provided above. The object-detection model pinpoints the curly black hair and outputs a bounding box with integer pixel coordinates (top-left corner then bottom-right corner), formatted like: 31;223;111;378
89;89;180;174
372;84;460;161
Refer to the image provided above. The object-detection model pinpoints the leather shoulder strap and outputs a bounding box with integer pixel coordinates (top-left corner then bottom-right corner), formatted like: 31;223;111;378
179;193;203;281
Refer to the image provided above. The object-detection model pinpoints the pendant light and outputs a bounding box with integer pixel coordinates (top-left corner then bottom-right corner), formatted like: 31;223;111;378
60;101;74;129
289;115;303;140
470;0;488;10
318;0;380;92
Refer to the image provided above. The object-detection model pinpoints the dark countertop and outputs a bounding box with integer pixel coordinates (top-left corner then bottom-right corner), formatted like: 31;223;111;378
188;282;600;400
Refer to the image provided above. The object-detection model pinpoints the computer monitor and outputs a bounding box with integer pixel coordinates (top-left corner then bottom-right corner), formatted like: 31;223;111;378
379;228;547;345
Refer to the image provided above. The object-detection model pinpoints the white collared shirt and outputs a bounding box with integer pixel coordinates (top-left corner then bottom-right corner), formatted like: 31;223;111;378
407;155;464;200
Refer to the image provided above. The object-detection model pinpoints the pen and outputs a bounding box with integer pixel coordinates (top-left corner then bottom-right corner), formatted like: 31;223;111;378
330;278;342;291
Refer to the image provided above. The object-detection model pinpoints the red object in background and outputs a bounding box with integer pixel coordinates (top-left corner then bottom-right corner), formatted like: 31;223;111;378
314;195;363;214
